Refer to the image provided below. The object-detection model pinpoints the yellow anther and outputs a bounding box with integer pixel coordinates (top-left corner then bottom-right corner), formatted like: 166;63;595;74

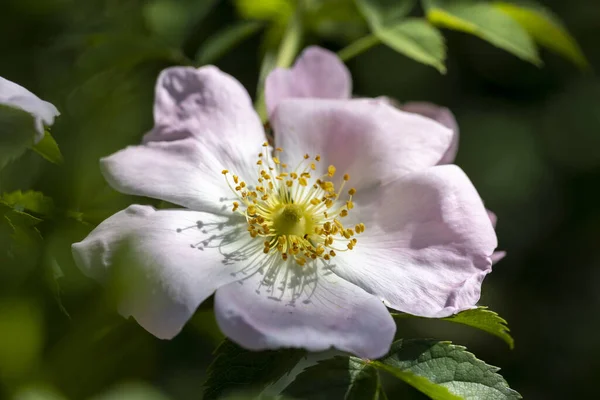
298;177;308;186
340;209;348;217
286;180;293;187
343;174;350;181
346;201;354;210
232;202;239;211
257;160;263;165
248;205;257;215
315;155;321;161
222;170;229;174
310;198;320;206
304;154;310;159
327;165;336;177
273;157;280;164
276;147;283;152
233;175;239;184
310;163;316;170
262;142;268;147
348;188;356;196
240;182;246;188
290;172;298;179
329;250;336;257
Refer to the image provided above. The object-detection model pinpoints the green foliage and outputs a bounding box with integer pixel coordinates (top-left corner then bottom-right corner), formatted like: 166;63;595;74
2;190;55;217
393;307;514;348
285;357;385;400
442;307;514;349
283;339;520;400
354;0;445;71
203;339;306;400
32;131;63;165
355;0;416;29
377;18;447;73
423;0;541;65
375;339;521;399
196;21;265;65
493;1;589;69
0;105;37;170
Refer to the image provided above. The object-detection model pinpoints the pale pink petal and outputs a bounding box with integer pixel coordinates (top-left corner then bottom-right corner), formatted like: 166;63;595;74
334;165;497;317
0;76;59;142
72;205;254;339
102;67;266;211
272;99;453;190
486;210;506;264
401;102;459;165
214;270;395;359
101;138;241;214
265;46;352;117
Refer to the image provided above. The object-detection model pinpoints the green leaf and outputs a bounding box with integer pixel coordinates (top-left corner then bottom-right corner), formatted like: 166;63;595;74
0;105;37;170
284;357;386;400
202;339;305;400
355;0;416;29
1;190;55;217
32;130;63;165
374;339;521;399
442;307;514;349
493;1;589;69
234;0;294;22
377;18;447;73
423;0;541;65
196;21;264;65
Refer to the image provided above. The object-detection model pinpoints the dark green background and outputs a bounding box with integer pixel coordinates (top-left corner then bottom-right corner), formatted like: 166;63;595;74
1;0;598;399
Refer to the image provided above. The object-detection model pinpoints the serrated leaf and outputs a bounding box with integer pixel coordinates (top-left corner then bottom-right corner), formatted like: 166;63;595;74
355;0;416;29
374;339;521;399
196;21;264;65
32;130;63;165
203;339;305;400
493;1;589;69
442;307;514;349
1;190;55;217
377;18;447;73
423;0;541;65
284;357;385;400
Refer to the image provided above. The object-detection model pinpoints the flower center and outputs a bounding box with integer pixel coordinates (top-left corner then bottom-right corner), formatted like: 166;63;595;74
222;143;365;266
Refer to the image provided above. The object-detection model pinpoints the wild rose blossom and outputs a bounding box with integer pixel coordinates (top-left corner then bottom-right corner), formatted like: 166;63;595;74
0;76;59;142
72;47;497;359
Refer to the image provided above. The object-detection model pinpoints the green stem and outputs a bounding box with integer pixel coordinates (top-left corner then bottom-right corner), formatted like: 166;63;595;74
275;7;304;68
337;34;381;62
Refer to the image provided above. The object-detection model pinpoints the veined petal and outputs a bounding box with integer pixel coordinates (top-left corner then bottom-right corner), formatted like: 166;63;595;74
102;66;265;211
214;265;395;359
72;205;254;339
401;102;459;165
0;76;59;142
101;138;240;214
265;46;351;117
272;99;453;189
334;165;497;318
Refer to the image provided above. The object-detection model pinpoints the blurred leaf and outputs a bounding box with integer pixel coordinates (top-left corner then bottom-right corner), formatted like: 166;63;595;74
91;382;171;400
304;0;366;42
493;1;589;69
377;18;446;73
423;0;541;65
355;0;416;29
284;357;386;400
234;0;294;22
0;104;37;171
13;384;68;400
143;0;220;46
1;190;55;217
32;130;63;164
196;21;264;65
374;339;521;399
0;299;44;379
203;339;305;400
442;307;514;349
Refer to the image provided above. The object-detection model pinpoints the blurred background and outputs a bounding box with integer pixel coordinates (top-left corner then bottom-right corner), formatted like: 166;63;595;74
0;0;598;399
